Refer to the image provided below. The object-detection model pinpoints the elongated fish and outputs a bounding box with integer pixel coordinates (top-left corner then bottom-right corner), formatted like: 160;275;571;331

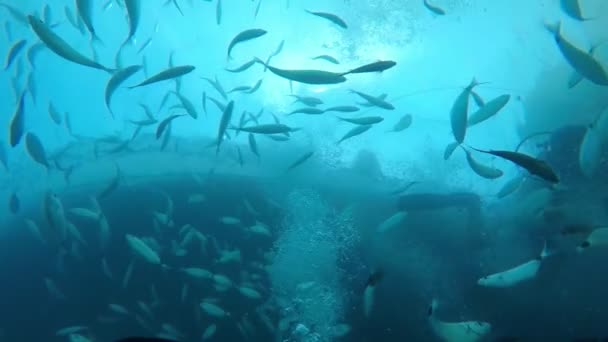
312;55;339;64
28;15;113;72
289;107;324;116
363;269;383;318
305;10;347;29
245;79;263;94
462;147;503;179
338;116;383;125
350;90;394;110
248;133;259;157
467;94;510;127
0;141;8;170
545;22;608;86
324;105;359;113
216;0;222;25
423;0;446;15
496;175;524;198
237;124;296;135
387;114;412;132
450;78;479;144
289;95;323;106
226;59;257;73
129;65;195;88
470;90;484;107
173;92;199;119
578;227;608;251
469;147;559;183
202;76;228;100
285;151;314;172
478;242;551;287
76;0;102;43
256;58;346;84
121;0;141;47
264;39;285;71
98;164;121;199
217;101;234;153
4;39;27;70
157;114;187;139
227;29;267;60
126;234;161;265
25;132;49;169
254;0;262;18
26;42;45;69
337;124;372;144
341;60;396;75
105;65;142;117
9;93;25;147
376;212;406;233
427;300;491;342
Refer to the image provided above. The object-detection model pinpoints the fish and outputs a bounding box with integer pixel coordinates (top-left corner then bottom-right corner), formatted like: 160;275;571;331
25;132;49;169
387;114;412;132
75;0;102;43
202;325;217;340
228;85;251;94
156;114;187;139
129;65;195;88
423;0;446;15
26;72;37;104
173;92;199;119
0;3;28;26
4;39;27;70
216;0;222;25
237;124;297;135
478;242;551;287
137;37;152;55
578;227;608;251
121;0;141;47
126;234;161;265
28;15;113;72
216;101;235;154
462;147;503;179
9;93;26;147
44;192;68;244
341;60;396;75
9;192;19;214
202;76;228;100
26;42;45;69
286;151;314;172
337;124;373;144
338;116;384;125
324;105;359;113
470;90;485;107
245;79;263;94
363;269;383;318
289;107;325;116
496;175;524;198
312;55;340;64
468;147;559;183
254;0;262;18
64;5;83;33
350;90;394;110
97;165;121;202
264;39;285;71
227;29;267;60
289;95;323;106
256;58;346;84
561;0;591;21
427;300;492;342
376;212;407;233
545;22;608;86
225;59;257;73
105;65;142;117
200;302;228;318
467;94;510;127
450;78;479;144
305;10;347;29
0;141;8;170
238;286;262;299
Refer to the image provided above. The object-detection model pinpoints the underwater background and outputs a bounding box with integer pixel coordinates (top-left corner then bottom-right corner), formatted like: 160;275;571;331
1;0;608;341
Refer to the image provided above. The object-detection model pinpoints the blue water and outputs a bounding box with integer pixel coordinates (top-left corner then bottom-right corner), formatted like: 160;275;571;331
2;0;608;341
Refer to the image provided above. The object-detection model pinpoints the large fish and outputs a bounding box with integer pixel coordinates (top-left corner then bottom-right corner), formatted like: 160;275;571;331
337;116;384;125
462;147;503;179
387;114;412;133
337;124;372;144
285;151;314;172
467;94;510;127
248;133;259;157
341;60;396;75
478;242;551;287
28;15;113;72
225;59;257;73
256;58;346;84
350;90;394;110
121;0;141;47
363;269;383;318
423;0;446;15
156;114;187;139
469;147;559;183
105;65;142;117
129;65;195;88
227;29;267;60
450;78;479;144
237;124;297;135
427;300;491;342
216;101;234;154
312;54;340;64
545;22;608;86
75;0;102;43
173;92;199;119
26;42;45;69
305;10;347;29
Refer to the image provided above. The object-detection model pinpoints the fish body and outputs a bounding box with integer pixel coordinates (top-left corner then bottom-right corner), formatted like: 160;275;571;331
350;90;394;110
312;54;340;64
105;65;142;116
337;124;372;144
428;300;492;342
248;133;259;157
289;95;323;106
25;132;49;169
286;151;314;172
129;65;195;88
126;234;161;265
226;59;256;73
4;39;27;70
217;101;235;153
450;78;479;144
122;0;141;47
324;105;359;113
467;94;510;127
28;15;113;72
478;242;551;287
338;116;383;125
423;0;446;15
237;124;296;134
227;29;267;60
9;93;25;147
342;60;396;75
363;270;383;318
470;147;559;183
289;107;324;115
462;148;503;179
388;114;412;132
75;0;102;43
305;10;347;29
156;115;186;140
257;59;346;84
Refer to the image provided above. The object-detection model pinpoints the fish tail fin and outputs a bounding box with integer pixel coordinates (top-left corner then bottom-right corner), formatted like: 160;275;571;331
543;20;561;35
